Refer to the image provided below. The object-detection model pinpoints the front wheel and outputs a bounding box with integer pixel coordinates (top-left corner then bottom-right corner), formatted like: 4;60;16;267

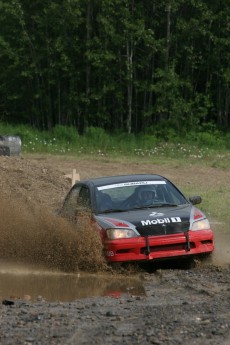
195;252;213;266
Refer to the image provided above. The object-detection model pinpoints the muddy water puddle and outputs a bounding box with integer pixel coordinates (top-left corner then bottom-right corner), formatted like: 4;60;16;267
0;262;146;302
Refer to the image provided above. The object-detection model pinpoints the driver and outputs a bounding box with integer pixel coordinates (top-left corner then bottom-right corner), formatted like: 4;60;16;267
122;185;157;208
136;185;156;206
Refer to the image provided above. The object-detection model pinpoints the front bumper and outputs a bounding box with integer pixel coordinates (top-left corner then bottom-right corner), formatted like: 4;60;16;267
104;229;214;262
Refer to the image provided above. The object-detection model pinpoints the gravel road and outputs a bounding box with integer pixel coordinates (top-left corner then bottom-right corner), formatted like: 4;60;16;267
1;264;230;345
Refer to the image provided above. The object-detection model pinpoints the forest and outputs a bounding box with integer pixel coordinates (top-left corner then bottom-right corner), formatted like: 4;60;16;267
0;0;229;136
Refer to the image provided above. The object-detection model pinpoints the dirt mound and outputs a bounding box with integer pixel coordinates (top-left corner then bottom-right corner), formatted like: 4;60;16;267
0;156;70;211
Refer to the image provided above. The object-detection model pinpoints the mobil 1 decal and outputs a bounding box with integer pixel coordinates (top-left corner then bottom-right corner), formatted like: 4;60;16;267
141;217;182;226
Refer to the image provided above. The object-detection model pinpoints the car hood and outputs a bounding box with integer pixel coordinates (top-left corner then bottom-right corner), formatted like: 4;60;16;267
95;205;205;236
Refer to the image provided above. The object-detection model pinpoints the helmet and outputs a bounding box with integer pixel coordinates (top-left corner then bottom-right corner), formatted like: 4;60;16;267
137;185;156;201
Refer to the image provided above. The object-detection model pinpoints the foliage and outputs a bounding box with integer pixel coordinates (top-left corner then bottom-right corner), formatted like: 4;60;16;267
0;123;38;142
187;131;225;149
0;0;229;134
186;123;226;149
51;125;79;144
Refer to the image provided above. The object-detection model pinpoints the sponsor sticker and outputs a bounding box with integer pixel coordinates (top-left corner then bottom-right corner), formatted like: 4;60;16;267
98;180;166;191
149;211;164;217
141;217;181;226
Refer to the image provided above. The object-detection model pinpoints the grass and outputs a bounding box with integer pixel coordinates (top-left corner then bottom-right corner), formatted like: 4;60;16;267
19;135;230;170
181;185;230;226
1;122;230;169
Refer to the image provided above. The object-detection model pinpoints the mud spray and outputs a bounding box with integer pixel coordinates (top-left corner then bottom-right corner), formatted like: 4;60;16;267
211;222;230;267
0;196;108;273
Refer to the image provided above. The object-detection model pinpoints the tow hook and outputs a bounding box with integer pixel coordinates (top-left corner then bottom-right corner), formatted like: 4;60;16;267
185;231;191;251
145;236;150;255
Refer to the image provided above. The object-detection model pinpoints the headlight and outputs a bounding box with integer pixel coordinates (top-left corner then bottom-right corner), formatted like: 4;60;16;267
191;219;210;231
106;228;138;240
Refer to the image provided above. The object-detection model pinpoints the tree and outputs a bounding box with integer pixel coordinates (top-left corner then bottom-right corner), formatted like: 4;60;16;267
0;0;229;133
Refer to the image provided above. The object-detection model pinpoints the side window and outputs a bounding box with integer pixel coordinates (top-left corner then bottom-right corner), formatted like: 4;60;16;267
61;185;91;219
78;186;91;208
61;185;81;218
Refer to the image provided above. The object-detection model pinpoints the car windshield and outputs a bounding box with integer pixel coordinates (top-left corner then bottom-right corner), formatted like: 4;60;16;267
95;180;188;213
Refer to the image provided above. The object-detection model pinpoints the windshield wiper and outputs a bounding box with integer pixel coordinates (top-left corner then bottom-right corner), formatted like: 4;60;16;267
127;203;179;210
153;203;178;207
101;203;179;213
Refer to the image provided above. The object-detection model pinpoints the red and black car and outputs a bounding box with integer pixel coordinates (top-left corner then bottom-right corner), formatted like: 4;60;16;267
60;174;214;263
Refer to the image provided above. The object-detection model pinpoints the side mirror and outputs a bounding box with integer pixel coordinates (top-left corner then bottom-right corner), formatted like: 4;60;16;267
189;196;202;205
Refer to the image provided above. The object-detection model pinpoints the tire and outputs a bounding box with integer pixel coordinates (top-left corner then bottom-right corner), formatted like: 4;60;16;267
0;145;10;156
0;136;21;156
195;252;213;265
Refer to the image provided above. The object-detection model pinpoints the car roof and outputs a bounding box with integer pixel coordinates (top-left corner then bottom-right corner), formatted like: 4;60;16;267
79;174;167;187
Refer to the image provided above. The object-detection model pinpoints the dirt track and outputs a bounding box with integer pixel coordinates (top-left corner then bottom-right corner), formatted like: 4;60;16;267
0;155;230;345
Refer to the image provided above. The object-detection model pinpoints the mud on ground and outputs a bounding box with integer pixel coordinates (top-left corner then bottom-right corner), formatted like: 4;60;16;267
0;154;230;345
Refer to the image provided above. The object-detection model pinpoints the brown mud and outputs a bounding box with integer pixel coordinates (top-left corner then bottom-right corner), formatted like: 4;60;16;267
0;155;230;344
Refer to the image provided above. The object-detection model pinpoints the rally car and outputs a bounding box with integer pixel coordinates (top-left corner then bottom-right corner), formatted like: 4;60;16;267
60;174;214;263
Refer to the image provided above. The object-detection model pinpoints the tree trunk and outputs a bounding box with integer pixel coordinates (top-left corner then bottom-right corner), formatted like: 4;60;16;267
127;39;133;134
84;0;92;133
165;4;171;70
